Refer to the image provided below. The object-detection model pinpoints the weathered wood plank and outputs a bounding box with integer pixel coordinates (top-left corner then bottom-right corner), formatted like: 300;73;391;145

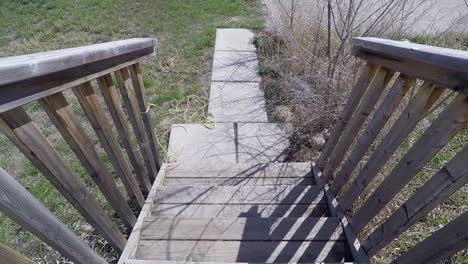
166;162;312;178
152;203;330;218
339;83;444;211
393;211;468;264
353;37;468;94
40;93;137;229
155;186;326;205
363;144;468;256
115;68;158;182
98;74;151;194
330;75;414;194
73;82;145;208
118;164;168;264
0;53;152;114
136;240;352;262
129;64;162;170
323;67;394;180
0;167;106;264
350;94;468;232
318;63;377;169
322;185;370;263
163;177;314;186
0;242;34;264
125;261;357;264
0;109;126;252
141;217;345;241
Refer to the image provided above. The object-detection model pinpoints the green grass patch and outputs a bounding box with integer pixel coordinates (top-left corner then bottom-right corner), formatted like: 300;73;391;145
0;0;263;261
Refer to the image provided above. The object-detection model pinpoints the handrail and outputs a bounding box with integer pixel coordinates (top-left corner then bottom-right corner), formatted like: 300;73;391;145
319;37;468;263
353;37;468;94
0;38;157;113
0;39;162;263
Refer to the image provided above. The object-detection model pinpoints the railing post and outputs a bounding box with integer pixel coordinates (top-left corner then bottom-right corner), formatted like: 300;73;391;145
0;167;107;264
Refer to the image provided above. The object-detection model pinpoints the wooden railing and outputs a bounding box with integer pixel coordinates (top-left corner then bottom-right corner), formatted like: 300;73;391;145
0;39;161;263
318;37;468;263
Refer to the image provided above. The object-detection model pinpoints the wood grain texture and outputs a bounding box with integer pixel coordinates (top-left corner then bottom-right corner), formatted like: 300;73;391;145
73;82;145;208
135;240;352;262
339;83;444;212
351;94;468;232
166;162;312;178
318;63;377;169
152;203;330;218
129;64;162;170
163;177;314;186
140;217;345;241
0;167;106;264
0;242;34;264
115;68;158;182
330;75;414;194
323;67;394;180
155;186;326;205
353;37;468;94
0;108;126;252
40;93;137;229
118;164;168;264
393;211;468;264
98;74;151;194
363;144;468;256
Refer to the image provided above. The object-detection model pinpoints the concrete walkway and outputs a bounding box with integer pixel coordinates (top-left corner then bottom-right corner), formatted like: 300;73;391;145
168;28;292;165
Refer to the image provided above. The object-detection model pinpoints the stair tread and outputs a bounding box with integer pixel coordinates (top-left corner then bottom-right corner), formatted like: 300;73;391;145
155;185;326;205
163;177;315;186
140;217;345;241
135;240;352;262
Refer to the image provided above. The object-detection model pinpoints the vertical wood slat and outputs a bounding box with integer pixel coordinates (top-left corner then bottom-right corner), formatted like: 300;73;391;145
129;64;162;170
115;68;159;182
350;94;468;232
330;75;414;194
73;82;145;208
339;83;445;212
40;93;137;229
323;67;394;180
0;242;34;264
317;63;378;169
98;74;151;194
363;144;468;256
0;109;126;252
0;167;106;264
393;211;468;264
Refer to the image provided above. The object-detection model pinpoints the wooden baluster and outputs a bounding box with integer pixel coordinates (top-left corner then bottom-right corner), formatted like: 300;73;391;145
73;82;145;208
98;74;151;194
339;83;444;212
115;68;158;182
363;144;468;256
129;64;162;170
393;211;468;264
330;75;414;194
0;242;34;264
40;93;137;229
0;109;126;252
351;94;468;232
323;67;394;180
318;63;378;170
0;167;107;264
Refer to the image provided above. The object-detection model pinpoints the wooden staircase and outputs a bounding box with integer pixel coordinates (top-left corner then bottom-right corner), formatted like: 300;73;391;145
129;162;358;263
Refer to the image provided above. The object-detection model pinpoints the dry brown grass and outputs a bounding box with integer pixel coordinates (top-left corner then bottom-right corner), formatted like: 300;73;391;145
259;0;468;262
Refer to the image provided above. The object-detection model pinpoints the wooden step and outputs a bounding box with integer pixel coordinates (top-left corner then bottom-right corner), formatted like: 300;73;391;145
155;186;326;205
152;203;330;218
135;240;352;262
140;217;345;241
166;162;312;178
163;177;314;186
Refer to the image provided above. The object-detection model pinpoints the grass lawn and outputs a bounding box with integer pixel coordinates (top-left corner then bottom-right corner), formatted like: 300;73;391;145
0;0;262;262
